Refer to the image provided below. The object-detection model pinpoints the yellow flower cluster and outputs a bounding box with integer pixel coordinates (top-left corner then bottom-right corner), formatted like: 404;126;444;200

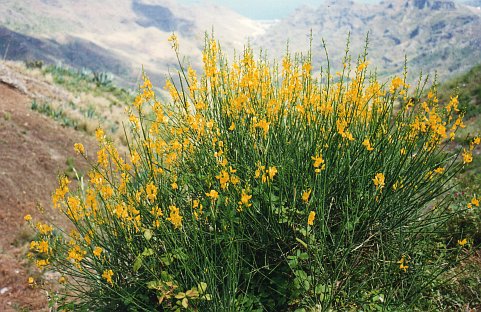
463;136;480;164
26;36;479;305
52;176;70;208
307;211;316;226
167;205;182;229
102;269;114;285
398;255;409;272
467;196;479;209
373;173;385;190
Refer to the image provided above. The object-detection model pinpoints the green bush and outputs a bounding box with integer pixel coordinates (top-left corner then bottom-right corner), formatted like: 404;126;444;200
26;35;480;311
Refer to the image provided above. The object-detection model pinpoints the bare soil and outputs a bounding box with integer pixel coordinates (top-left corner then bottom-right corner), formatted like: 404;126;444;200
0;71;95;311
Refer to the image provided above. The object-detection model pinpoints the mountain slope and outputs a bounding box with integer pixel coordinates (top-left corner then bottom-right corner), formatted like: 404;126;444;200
0;27;130;76
252;0;481;81
0;63;101;311
0;0;479;86
0;0;268;87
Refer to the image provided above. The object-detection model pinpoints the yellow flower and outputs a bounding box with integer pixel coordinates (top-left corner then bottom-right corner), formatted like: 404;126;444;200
146;182;158;203
255;164;265;179
372;173;385;190
362;138;374;151
433;167;445;174
311;155;326;169
216;170;230;190
68;245;86;264
93;247;103;257
52;176;70;208
167;205;182;228
24;214;32;222
206;189;219;201
391;77;404;91
267;166;278;180
471;196;479;207
168;33;179;50
238;190;252;208
97;148;109;168
95;128;105;142
397;256;409;272
74;143;85;154
36;259;49;269
255;119;270;136
302;189;312;203
228;122;235;131
357;61;368;72
458;238;467;247
171;181;179;190
392;180;403;191
307;211;316;226
151;206;164;218
473;137;480;146
230;175;240;185
28;277;34;285
102;269;114;285
38;240;49;253
130;151;140;165
463;149;473;164
36;222;53;235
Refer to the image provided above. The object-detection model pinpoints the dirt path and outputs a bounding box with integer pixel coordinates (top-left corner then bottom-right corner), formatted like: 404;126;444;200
0;80;94;310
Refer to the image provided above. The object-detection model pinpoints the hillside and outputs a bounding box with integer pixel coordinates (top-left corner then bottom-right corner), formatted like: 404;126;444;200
0;0;268;88
0;62;101;311
437;63;481;195
0;0;480;86
438;63;481;120
253;0;481;81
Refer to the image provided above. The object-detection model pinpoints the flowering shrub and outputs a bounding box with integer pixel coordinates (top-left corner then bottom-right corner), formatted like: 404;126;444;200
26;35;479;311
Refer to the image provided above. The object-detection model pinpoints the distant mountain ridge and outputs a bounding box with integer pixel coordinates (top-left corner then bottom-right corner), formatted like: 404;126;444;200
253;0;481;81
0;26;129;76
0;0;479;86
0;0;268;87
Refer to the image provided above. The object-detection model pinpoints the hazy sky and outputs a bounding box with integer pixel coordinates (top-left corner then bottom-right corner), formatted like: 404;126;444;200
178;0;380;20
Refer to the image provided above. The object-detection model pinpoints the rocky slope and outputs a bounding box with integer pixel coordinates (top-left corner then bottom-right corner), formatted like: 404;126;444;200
253;0;481;81
0;0;268;88
0;0;479;87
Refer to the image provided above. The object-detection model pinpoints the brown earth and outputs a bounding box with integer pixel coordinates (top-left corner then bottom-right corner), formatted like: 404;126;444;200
0;73;96;310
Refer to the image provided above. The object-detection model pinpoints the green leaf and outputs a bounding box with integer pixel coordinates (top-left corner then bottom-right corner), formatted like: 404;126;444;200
303;279;310;291
295;269;308;280
288;257;298;269
133;255;143;272
315;284;326;295
198;282;208;294
182;297;189;308
186;288;199;298
298;252;309;260
142;248;154;257
144;229;153;241
161;254;173;266
147;280;162;290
